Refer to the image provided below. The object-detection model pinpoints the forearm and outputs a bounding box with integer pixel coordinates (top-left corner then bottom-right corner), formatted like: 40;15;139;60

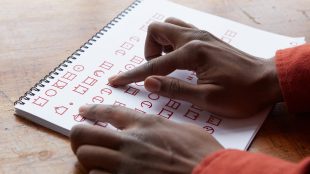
276;44;310;113
192;149;310;174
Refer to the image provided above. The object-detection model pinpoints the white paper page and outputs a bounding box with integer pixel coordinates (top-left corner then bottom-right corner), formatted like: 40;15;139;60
15;0;305;150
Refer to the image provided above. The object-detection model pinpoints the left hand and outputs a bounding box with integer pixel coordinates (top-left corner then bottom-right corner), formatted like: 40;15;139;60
70;104;223;174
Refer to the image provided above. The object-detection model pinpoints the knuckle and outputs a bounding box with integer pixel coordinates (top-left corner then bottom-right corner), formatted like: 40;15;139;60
168;78;181;98
185;40;206;53
198;30;214;41
145;59;158;75
147;21;161;33
184;40;208;66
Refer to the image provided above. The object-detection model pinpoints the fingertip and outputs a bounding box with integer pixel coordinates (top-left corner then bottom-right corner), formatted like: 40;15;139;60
145;76;161;92
79;104;92;117
108;75;118;85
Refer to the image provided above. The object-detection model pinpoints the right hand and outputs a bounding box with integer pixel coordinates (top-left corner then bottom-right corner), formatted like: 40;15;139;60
109;17;282;118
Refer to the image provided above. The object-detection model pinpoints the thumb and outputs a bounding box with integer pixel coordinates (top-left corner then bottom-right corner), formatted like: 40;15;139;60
144;76;201;103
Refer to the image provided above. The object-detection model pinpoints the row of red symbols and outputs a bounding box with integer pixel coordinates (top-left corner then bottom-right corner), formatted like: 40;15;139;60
157;99;182;119
91;86;113;104
221;30;238;44
53;60;114;117
139;13;166;32
73;61;114;96
32;65;85;108
203;115;222;134
115;36;140;56
183;104;202;120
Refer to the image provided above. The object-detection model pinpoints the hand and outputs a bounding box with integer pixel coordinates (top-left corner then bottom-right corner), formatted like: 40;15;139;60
108;18;282;118
70;105;223;174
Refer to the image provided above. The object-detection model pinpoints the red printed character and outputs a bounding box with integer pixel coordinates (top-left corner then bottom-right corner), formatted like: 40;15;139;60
52;79;68;89
158;108;174;119
203;125;215;134
130;56;144;64
54;106;69;115
99;61;114;70
82;76;98;86
73;65;85;72
73;114;86;122
152;13;165;21
165;99;181;110
32;96;49;107
113;101;126;107
92;96;104;104
207;115;222;126
124;86;140;96
184;109;200;120
73;84;89;95
62;71;77;81
45;89;57;97
121;42;134;50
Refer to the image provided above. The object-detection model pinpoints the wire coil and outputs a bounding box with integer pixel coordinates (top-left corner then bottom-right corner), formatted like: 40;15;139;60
14;0;142;105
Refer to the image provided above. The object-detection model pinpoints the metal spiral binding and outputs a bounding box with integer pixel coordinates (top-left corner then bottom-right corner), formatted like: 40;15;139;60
14;0;142;105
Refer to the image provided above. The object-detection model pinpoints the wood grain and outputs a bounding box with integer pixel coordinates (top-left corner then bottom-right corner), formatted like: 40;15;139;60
0;0;309;173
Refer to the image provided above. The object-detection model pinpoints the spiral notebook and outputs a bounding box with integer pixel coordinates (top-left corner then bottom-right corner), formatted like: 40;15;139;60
14;0;305;150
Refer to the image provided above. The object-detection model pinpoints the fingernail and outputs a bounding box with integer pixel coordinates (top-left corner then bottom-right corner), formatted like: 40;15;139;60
79;105;91;116
145;77;161;92
108;75;118;84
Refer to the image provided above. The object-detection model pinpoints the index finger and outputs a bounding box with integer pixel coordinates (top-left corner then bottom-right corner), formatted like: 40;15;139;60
79;105;144;130
108;47;187;86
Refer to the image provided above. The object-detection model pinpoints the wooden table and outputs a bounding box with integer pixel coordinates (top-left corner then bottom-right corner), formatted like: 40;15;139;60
0;0;309;173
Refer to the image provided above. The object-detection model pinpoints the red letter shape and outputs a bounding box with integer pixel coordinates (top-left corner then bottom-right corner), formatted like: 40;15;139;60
45;89;57;97
141;101;152;108
148;92;160;100
207;115;222;126
203;125;214;134
94;70;104;77
121;42;134;50
165;99;181;110
54;106;68;115
62;71;77;81
113;101;126;107
158;108;173;119
52;79;68;89
92;96;104;104
73;65;85;72
82;76;98;86
184;109;199;120
32;96;49;107
191;104;203;111
100;88;112;95
130;56;144;64
73;84;89;95
125;86;140;96
99;61;114;70
224;30;237;38
115;49;126;56
152;13;165;21
125;64;135;71
129;36;140;43
73;114;86;122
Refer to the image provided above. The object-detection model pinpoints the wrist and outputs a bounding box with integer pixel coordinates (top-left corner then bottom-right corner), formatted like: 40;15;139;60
262;57;283;104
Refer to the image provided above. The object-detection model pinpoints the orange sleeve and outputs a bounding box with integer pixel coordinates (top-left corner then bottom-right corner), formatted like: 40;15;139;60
192;44;310;174
192;150;310;174
275;44;310;113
